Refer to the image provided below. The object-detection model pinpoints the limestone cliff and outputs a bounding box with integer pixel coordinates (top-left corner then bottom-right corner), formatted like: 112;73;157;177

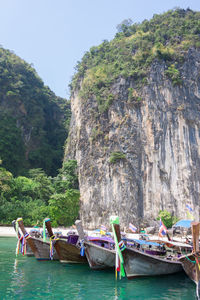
65;9;200;228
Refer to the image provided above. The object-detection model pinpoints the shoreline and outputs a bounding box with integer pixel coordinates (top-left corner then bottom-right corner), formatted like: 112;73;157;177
0;226;69;237
0;226;189;243
0;226;140;239
0;226;18;237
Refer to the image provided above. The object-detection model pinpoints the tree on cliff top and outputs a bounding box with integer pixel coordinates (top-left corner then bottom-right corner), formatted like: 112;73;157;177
70;8;200;112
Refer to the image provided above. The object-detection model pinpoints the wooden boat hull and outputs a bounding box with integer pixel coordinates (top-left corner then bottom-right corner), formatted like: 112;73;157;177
123;247;183;278
55;239;87;263
29;237;59;260
179;254;200;299
178;223;200;299
75;219;115;269
179;254;199;283
85;242;115;269
26;244;34;257
16;218;58;260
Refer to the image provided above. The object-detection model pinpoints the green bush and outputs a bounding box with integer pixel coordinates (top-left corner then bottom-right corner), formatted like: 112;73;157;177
157;210;179;228
165;64;182;85
49;190;80;226
0;160;80;226
109;152;126;163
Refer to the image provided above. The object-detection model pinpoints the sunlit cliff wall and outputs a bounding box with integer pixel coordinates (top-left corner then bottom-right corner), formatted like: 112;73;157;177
65;48;200;228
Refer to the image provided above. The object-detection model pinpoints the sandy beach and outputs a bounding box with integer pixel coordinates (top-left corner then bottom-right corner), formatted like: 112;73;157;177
0;226;155;241
0;226;19;237
0;226;139;239
0;226;188;244
0;226;69;237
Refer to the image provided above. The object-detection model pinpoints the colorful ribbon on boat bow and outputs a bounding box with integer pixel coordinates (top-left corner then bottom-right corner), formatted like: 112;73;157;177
16;236;23;256
50;235;55;260
49;235;60;260
15;231;30;256
194;254;200;271
110;216;126;279
43;219;47;242
21;236;26;255
119;240;126;252
80;239;85;256
15;218;29;256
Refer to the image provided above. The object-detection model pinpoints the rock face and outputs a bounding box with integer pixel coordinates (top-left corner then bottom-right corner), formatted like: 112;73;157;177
65;48;200;229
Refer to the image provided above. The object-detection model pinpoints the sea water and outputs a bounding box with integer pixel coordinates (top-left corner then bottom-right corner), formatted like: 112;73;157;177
0;237;196;299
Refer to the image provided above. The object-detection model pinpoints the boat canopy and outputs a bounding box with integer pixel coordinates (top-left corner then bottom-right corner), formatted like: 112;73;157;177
92;229;112;236
30;228;40;232
164;240;192;248
131;239;161;247
173;219;193;228
88;236;114;243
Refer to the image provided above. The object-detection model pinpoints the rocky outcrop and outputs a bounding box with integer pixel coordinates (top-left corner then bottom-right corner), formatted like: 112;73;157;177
65;48;200;229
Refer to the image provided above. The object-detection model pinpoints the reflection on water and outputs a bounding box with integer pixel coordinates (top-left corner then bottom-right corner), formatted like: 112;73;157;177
0;237;197;299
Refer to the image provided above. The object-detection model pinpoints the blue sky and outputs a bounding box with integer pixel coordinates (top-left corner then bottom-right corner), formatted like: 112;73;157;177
0;0;199;98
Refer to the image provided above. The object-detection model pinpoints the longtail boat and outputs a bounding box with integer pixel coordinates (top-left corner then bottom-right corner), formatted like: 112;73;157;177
123;237;167;256
12;220;34;257
179;222;200;299
110;216;183;278
16;218;59;260
44;218;87;264
148;238;192;257
75;220;115;269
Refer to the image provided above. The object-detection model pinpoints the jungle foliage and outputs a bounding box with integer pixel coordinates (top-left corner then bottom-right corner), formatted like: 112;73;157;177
0;47;71;177
157;210;179;228
70;8;200;112
0;160;79;226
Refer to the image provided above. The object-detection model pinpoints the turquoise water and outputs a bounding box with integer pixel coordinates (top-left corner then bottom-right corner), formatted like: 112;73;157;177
0;237;196;299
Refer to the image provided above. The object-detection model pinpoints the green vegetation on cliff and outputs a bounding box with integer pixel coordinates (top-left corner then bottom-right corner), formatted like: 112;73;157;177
109;151;126;163
70;8;200;112
0;47;70;176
